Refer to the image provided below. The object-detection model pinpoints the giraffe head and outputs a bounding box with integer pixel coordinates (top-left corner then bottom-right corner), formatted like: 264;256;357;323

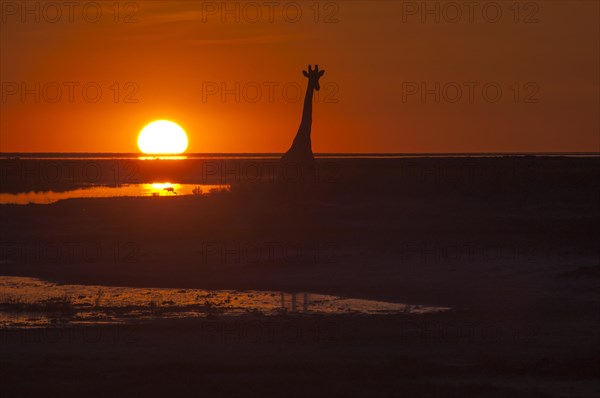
303;64;325;91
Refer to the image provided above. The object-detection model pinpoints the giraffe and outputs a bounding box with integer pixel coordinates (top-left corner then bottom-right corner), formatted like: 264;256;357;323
281;64;325;168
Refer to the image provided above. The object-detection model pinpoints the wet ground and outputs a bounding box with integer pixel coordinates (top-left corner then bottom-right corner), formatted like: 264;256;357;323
0;277;449;328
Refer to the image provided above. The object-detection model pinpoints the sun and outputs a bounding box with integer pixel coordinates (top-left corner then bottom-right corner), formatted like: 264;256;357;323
138;120;188;154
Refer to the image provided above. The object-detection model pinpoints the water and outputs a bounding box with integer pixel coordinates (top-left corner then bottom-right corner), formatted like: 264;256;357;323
0;277;450;328
0;183;230;205
2;153;597;205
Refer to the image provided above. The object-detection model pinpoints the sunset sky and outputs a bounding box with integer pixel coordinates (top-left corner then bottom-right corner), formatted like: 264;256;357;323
1;1;598;153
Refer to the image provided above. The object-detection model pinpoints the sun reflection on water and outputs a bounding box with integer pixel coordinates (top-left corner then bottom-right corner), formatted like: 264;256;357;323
0;183;230;205
138;156;188;160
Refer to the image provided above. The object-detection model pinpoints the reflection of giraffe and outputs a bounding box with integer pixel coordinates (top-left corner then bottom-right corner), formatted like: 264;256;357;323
281;65;325;167
280;292;310;313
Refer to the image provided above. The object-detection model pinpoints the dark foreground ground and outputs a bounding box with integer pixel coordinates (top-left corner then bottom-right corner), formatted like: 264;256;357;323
1;313;598;398
1;157;599;397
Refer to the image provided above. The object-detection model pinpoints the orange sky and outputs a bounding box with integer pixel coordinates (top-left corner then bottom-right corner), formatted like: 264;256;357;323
1;1;598;153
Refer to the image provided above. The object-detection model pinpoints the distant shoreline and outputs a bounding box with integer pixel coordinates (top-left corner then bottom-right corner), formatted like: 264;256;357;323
1;152;599;160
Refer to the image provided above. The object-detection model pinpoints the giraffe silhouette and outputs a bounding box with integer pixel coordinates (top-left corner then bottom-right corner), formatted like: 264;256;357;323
281;65;325;170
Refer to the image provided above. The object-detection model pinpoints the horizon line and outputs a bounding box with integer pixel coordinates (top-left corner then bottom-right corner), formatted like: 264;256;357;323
1;151;599;156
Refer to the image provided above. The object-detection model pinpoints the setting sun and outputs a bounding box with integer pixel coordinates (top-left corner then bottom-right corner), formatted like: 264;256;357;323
138;120;188;154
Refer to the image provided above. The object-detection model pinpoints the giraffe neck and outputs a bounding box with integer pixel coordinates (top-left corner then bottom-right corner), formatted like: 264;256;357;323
297;81;315;137
281;79;317;163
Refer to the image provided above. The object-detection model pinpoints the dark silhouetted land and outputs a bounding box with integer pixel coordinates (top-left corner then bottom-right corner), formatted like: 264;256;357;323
1;156;599;397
